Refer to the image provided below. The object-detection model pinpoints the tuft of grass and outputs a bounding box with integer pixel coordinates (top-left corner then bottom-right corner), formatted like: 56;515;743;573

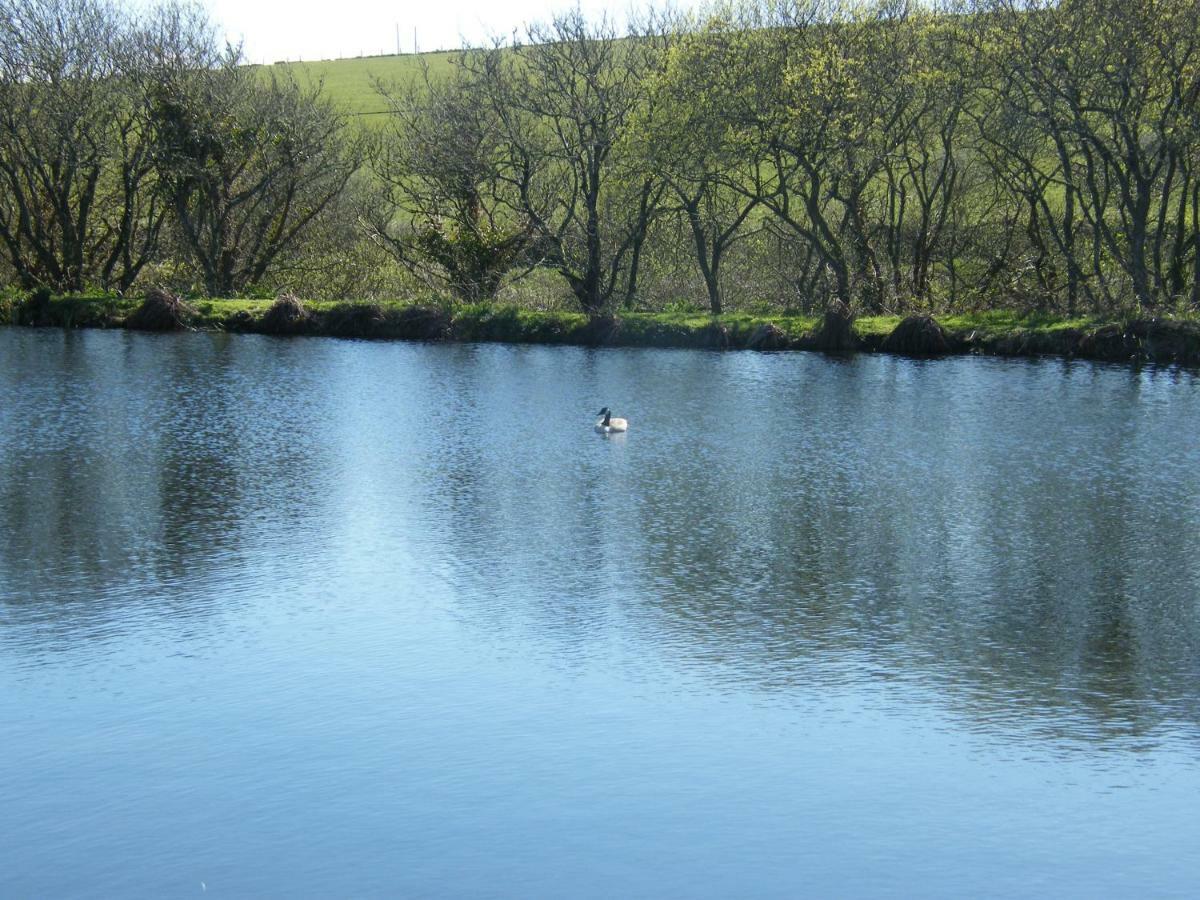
49;294;137;326
191;298;273;328
935;310;1104;336
853;315;903;338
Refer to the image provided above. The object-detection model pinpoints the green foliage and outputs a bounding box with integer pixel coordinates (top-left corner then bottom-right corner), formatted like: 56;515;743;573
4;0;1200;319
412;221;527;302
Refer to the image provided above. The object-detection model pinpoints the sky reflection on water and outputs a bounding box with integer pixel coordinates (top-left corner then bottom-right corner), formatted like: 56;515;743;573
2;328;1199;896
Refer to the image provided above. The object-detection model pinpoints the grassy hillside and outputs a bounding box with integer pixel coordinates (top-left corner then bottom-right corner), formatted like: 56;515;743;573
264;50;458;117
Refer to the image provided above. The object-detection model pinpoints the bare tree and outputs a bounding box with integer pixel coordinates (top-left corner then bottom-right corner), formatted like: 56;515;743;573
147;45;361;296
367;61;532;302
463;11;666;317
0;0;164;292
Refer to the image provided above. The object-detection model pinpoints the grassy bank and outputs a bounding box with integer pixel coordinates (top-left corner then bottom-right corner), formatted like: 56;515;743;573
4;294;1200;365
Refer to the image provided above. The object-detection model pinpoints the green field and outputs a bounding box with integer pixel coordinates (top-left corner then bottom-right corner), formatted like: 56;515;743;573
264;50;458;117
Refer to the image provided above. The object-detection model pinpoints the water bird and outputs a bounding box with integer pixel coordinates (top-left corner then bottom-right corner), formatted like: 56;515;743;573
595;407;628;433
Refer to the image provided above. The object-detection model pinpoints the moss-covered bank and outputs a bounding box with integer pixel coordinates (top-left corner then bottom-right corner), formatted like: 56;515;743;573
4;293;1200;366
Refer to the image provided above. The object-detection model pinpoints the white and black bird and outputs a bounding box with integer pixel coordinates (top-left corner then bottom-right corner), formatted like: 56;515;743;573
594;407;628;433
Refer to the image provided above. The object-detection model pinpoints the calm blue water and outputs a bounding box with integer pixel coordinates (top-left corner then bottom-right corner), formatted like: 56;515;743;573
2;327;1199;897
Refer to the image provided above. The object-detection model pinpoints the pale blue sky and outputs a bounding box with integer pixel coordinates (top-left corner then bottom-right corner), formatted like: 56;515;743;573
203;0;636;63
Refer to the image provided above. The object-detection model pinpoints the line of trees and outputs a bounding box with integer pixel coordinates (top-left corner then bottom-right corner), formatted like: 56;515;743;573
3;0;1200;317
370;0;1200;316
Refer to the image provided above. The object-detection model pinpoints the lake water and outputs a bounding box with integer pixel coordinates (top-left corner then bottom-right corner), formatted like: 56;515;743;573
2;327;1199;897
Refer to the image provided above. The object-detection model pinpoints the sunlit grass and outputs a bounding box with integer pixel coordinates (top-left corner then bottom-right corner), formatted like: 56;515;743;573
263;51;457;119
9;295;1195;362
